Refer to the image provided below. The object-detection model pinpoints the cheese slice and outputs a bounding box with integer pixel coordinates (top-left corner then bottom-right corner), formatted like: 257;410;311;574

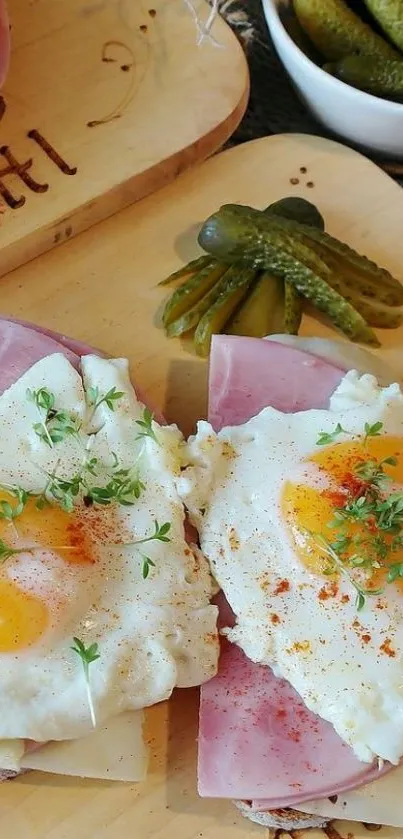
19;711;148;782
0;739;25;772
298;763;403;828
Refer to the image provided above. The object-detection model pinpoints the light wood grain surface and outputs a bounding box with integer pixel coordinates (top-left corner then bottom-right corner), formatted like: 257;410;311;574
0;0;248;277
0;133;402;838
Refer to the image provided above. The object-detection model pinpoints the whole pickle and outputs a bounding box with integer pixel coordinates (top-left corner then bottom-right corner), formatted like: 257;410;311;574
364;0;403;52
326;55;403;101
268;197;325;230
293;0;398;60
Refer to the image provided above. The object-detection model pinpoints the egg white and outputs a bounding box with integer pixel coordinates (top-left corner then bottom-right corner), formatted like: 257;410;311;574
178;371;403;765
0;353;218;748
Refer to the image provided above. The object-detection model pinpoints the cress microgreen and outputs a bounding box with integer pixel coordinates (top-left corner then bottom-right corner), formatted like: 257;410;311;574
364;421;384;443
32;445;146;512
71;637;100;728
135;407;159;445
316;423;347;446
0;487;30;522
387;562;403;583
87;386;124;421
130;520;171;546
141;555;156;579
27;387;82;448
0;538;36;564
116;520;171;579
314;533;383;611
85;472;146;507
310;420;403;609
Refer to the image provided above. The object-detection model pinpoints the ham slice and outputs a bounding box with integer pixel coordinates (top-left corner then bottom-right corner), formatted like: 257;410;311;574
0;319;80;389
1;316;105;359
199;334;396;807
199;640;391;806
208;334;345;431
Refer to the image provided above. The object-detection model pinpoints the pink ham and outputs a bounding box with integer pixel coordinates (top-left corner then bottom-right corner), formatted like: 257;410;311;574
0;319;81;390
198;334;395;806
1;316;105;359
208;334;345;431
0;316;165;423
199;638;392;806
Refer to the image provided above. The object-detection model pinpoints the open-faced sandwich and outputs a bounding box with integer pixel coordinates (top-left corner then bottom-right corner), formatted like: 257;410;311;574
177;332;403;830
0;317;219;781
2;312;403;834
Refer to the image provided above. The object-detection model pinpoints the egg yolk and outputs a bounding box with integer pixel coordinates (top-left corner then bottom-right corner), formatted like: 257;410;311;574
0;490;99;652
282;436;403;587
0;579;48;651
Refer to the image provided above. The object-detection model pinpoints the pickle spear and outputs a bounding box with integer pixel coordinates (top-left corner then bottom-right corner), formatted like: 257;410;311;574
279;216;403;307
158;255;211;287
225;194;326;339
337;288;403;328
198;205;379;346
194;267;256;357
210;203;403;308
363;0;403;52
166;264;251;338
285;279;304;333
162;262;229;327
326;56;403;101
225;196;324;340
227;273;286;337
293;0;398;60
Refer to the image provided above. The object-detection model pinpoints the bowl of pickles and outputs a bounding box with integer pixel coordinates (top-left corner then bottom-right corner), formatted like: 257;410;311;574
262;0;403;158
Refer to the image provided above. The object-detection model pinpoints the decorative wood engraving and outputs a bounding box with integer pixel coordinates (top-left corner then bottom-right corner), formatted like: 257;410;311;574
0;99;77;210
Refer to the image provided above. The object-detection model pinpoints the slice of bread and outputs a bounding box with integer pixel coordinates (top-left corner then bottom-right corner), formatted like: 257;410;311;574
234;800;329;829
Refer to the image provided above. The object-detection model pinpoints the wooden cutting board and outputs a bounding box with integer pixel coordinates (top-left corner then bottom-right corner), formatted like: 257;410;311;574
0;132;403;839
0;0;248;276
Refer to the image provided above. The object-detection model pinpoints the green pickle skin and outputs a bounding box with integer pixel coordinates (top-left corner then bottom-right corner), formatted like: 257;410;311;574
326;56;403;101
364;0;403;51
198;204;402;346
293;0;398;60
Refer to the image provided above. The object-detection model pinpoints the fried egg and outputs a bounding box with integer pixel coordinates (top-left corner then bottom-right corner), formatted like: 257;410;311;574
178;371;403;765
0;353;218;755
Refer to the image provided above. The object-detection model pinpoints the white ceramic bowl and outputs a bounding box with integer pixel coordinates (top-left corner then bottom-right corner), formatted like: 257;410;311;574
262;0;403;158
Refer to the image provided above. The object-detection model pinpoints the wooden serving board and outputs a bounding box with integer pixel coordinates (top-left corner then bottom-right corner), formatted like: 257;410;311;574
0;0;248;276
0;133;403;839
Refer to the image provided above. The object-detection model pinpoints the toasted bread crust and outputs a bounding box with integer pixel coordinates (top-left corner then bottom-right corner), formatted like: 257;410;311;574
235;801;329;829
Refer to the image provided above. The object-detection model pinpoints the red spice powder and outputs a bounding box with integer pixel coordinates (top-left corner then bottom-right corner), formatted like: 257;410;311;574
380;639;396;658
318;581;339;601
273;579;290;595
67;518;96;564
